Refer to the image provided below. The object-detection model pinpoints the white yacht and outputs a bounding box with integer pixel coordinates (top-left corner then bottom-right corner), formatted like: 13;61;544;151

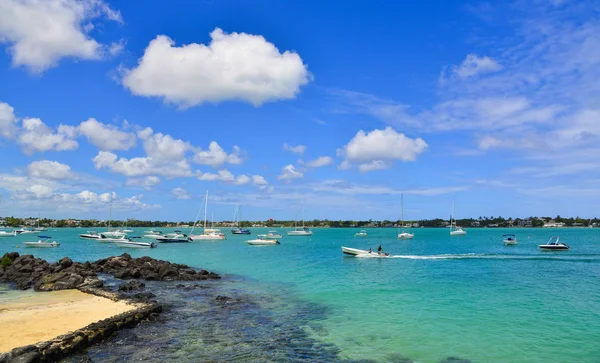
449;199;467;236
0;230;16;237
355;230;368;237
287;203;312;236
246;236;280;245
188;191;227;241
397;194;414;240
97;234;129;243
79;230;100;239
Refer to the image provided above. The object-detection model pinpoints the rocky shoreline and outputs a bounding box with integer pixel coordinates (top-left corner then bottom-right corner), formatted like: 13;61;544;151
0;252;221;363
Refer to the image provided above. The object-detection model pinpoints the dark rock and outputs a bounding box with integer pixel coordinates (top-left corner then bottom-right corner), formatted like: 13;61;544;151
118;280;145;292
216;295;232;302
59;257;73;268
131;292;156;301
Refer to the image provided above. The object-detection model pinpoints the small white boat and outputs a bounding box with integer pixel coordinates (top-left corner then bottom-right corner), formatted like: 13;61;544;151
397;194;414;239
287;227;313;236
449;199;467;236
23;236;60;248
143;231;164;239
79;231;100;239
450;228;467;236
0;230;16;237
246;236;280;245
355;230;368;237
115;240;157;248
33;227;47;231
102;229;127;237
188;191;228;241
264;230;283;239
503;234;517;245
97;234;129;243
14;228;36;235
398;231;415;239
539;236;570;250
341;246;390;257
156;234;191;243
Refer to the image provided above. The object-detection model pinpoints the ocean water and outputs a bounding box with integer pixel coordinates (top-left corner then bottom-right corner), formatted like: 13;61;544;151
1;227;599;362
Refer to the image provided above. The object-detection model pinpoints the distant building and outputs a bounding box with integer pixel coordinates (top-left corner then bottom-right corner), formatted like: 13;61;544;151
518;219;533;227
471;221;481;227
543;219;565;228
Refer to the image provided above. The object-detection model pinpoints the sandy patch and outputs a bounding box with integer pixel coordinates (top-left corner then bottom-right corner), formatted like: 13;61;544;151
0;289;135;353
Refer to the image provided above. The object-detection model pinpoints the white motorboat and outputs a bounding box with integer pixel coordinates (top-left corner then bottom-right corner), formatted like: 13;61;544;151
503;234;517;245
23;236;60;248
355;230;368;237
102;229;127;237
115;240;157;248
246;236;280;245
33;227;47;231
97;234;129;243
341;246;390;257
264;230;283;239
79;231;100;239
0;230;16;237
539;236;570;250
156;233;191;243
397;194;415;239
188;191;227;241
14;228;36;234
449;199;467;236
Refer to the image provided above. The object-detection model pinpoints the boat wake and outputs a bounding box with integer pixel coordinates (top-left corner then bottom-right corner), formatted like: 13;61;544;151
357;253;600;262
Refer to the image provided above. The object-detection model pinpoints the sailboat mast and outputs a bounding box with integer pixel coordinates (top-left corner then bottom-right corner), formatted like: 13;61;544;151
203;190;208;229
401;194;405;232
108;194;113;231
302;202;305;228
451;199;455;230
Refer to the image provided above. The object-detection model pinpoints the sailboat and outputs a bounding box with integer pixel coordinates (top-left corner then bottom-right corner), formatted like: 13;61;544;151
449;199;467;236
33;213;47;231
287;202;312;236
188;191;227;241
231;206;251;234
102;195;126;237
397;194;414;240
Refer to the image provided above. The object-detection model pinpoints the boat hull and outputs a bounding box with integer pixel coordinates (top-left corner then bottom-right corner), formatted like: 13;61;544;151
246;239;280;245
156;238;190;243
504;240;518;245
23;242;59;248
115;241;156;248
188;234;226;241
286;231;313;236
397;233;414;240
79;234;99;239
539;245;569;250
0;232;16;237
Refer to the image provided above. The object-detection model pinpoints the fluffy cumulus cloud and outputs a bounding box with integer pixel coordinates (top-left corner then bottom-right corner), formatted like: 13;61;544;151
0;101;18;138
283;143;306;154
197;169;252;185
306;156;333;168
18;118;78;153
192;142;243;167
78;118;136;151
444;54;503;81
0;0;123;72
338;127;427;172
121;28;310;107
252;175;268;186
51;191;158;211
93;151;193;178
125;176;161;190
171;187;190;200
277;164;303;181
139;128;190;163
27;160;74;180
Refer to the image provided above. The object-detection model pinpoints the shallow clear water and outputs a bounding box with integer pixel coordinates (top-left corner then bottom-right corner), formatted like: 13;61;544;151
2;227;599;362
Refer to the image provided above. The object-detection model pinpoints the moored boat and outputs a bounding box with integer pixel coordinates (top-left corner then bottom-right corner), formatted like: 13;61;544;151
355;230;368;237
260;231;283;239
539;236;569;250
23;236;60;248
96;234;129;243
246;236;280;245
115;240;157;248
79;231;100;239
188;191;228;241
0;230;16;237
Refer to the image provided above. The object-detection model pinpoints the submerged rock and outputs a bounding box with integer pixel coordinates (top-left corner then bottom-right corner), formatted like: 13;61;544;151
119;280;146;292
440;357;472;363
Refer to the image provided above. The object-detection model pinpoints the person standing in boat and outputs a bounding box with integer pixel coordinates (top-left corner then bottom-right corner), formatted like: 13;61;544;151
377;245;383;255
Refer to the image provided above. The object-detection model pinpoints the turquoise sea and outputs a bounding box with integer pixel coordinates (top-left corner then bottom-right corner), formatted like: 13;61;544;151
1;227;599;362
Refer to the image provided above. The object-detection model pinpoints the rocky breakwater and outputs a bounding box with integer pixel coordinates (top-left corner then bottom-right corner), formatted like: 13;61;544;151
0;252;220;363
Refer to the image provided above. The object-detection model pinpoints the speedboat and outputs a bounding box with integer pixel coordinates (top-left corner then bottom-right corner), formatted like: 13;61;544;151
450;227;467;236
397;231;414;239
79;231;100;239
102;229;127;237
539;236;569;250
260;231;283;239
341;246;389;257
143;230;164;239
287;227;313;236
189;228;227;241
115;240;157;248
97;234;129;243
23;236;60;248
231;227;251;235
156;232;190;243
355;230;368;237
503;234;518;245
246;236;280;245
14;228;36;234
0;230;16;237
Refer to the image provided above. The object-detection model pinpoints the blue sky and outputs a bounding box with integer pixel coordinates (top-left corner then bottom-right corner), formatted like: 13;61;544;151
0;0;599;222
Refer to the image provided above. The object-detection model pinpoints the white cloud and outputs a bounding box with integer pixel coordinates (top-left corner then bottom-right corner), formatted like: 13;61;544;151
18;118;78;153
197;169;251;185
338;127;427;172
93;151;193;178
445;54;503;80
27;160;74;180
171;187;190;200
252;175;268;186
0;101;18;138
283;143;306;154
277;164;303;181
125;176;161;190
192;142;243;167
0;0;122;72
306;156;333;168
139;129;190;163
78;118;136;151
121;28;310;107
